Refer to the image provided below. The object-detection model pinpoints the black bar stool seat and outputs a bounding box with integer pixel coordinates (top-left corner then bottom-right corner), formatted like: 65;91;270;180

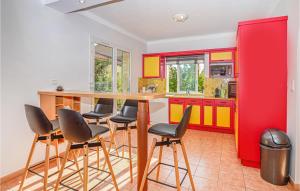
148;123;178;138
110;115;136;124
82;98;113;125
89;124;110;138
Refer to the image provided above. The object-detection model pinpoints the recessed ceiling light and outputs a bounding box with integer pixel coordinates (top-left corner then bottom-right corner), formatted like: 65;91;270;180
79;0;86;4
173;13;189;23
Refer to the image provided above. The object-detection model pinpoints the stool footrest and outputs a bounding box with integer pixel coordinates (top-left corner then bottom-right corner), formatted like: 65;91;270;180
28;156;75;179
59;165;111;191
147;162;188;189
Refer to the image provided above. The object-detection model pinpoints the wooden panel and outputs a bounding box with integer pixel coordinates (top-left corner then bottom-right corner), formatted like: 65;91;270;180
40;95;56;120
216;106;231;128
203;106;213;126
170;103;183;123
143;56;160;78
210;51;233;61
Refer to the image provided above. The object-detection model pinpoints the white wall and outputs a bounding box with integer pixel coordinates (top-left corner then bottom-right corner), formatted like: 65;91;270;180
146;32;236;53
270;0;300;184
1;0;146;177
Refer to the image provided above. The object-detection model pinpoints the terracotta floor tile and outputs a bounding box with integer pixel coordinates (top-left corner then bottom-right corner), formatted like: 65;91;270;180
2;129;295;191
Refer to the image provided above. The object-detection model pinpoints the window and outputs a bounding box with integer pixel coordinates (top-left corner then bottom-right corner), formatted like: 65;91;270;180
166;55;205;94
92;43;131;110
94;44;113;92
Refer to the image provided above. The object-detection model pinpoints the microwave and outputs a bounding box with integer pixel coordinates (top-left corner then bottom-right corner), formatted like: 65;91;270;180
209;63;233;78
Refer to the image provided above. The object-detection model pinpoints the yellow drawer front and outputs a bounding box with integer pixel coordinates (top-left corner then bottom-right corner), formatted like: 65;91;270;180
204;106;213;126
216;107;231;128
211;51;232;61
170;104;183;123
144;56;160;77
188;105;201;125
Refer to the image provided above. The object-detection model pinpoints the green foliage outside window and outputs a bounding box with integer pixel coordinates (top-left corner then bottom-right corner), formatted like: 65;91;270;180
95;58;112;92
168;65;177;93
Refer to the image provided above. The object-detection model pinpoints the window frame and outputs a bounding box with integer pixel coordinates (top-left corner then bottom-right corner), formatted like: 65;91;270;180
90;36;131;94
166;56;205;94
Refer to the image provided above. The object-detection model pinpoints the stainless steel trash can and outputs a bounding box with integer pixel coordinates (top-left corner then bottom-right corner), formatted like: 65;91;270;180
260;128;291;185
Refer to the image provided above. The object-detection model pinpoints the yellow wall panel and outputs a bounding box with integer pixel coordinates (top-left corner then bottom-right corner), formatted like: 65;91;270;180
216;107;231;128
204;106;213;126
170;103;183;123
144;56;160;77
211;51;232;61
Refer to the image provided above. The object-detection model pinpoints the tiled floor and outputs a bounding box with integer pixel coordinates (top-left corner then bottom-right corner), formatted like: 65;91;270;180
0;129;296;191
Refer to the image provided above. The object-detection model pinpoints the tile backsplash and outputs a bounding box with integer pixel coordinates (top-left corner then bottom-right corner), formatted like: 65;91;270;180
138;78;166;93
204;78;231;98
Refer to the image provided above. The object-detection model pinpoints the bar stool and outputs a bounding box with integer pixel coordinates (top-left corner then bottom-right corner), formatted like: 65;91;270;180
19;105;78;191
82;98;113;125
107;99;138;183
55;109;119;191
139;106;196;191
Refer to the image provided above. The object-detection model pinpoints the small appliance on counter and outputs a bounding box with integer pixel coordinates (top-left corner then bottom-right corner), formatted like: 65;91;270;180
228;81;237;98
215;87;221;98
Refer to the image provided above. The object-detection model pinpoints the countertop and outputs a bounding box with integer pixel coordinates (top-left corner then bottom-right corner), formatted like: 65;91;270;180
165;94;236;100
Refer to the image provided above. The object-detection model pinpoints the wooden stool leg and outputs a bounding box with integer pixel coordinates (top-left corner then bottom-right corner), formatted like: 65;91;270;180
180;139;195;191
172;142;181;191
96;145;100;169
156;137;164;181
18;134;39;191
127;127;133;183
83;144;89;191
54;142;72;191
54;139;60;170
139;138;157;191
72;150;83;183
99;138;119;191
122;129;126;157
43;136;51;191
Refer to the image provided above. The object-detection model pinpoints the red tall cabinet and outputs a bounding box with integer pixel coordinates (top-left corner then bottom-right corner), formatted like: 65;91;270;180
237;16;287;167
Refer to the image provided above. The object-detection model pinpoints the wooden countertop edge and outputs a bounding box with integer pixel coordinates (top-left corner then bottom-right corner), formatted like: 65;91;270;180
38;90;165;100
165;94;236;100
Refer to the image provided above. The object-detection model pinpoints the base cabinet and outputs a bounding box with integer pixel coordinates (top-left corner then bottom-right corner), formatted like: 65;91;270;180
169;98;234;133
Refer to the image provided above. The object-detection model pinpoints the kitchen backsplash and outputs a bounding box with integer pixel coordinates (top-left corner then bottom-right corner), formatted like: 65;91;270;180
204;78;231;98
138;78;166;93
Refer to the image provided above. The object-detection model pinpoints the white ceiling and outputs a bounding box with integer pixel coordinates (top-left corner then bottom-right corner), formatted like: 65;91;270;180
88;0;282;41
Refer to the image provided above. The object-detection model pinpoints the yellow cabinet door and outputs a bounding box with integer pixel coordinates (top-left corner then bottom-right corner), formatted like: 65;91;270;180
216;106;231;128
170;103;183;123
143;56;160;77
210;51;233;61
188;105;201;125
203;105;213;126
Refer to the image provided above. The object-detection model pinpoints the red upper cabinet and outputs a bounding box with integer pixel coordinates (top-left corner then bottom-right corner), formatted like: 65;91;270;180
237;16;287;168
142;54;165;78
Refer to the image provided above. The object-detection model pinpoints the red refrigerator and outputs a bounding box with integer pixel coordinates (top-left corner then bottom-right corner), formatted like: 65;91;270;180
237;16;287;167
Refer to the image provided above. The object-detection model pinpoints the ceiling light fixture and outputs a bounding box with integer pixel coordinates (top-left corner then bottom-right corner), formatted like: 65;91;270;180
173;13;189;23
79;0;86;4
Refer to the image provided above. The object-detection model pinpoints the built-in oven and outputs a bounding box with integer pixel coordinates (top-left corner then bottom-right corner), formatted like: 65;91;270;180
209;63;233;78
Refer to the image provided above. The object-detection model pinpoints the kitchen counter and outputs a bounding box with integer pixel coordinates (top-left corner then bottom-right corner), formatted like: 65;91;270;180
165;94;236;100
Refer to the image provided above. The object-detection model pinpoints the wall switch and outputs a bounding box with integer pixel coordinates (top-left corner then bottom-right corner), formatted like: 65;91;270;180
291;80;295;92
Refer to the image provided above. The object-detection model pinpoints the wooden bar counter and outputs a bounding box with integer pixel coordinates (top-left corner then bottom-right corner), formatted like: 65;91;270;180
38;90;165;191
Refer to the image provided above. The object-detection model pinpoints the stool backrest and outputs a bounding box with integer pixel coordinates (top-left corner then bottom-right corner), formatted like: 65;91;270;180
94;98;113;114
58;109;92;143
24;104;53;135
176;106;192;138
120;100;138;119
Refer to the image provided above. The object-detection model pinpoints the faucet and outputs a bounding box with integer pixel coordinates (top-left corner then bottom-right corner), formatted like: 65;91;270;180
186;86;190;95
